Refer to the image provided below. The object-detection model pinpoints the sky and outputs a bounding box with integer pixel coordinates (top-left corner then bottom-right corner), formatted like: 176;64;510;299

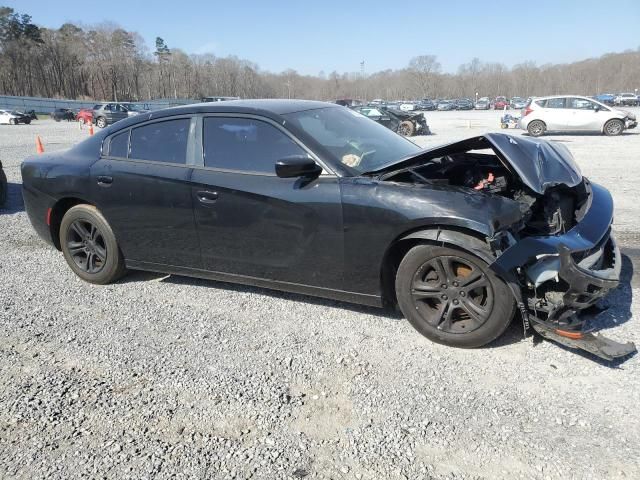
7;0;640;75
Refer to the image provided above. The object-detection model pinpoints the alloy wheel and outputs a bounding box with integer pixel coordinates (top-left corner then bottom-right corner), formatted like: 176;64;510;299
66;219;107;274
605;121;622;135
410;255;494;334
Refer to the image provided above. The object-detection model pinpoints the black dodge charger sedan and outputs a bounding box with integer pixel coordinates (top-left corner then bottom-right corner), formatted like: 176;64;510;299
21;100;634;358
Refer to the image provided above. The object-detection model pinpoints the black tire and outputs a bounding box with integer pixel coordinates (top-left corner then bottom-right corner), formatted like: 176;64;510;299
603;119;623;136
397;120;415;136
0;168;7;208
395;244;515;348
60;204;127;284
527;120;545;137
96;117;107;128
24;118;31;125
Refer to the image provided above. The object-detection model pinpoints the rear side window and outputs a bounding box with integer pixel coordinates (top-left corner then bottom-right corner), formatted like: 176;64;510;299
109;131;129;158
546;98;565;108
203;117;306;173
130;118;190;164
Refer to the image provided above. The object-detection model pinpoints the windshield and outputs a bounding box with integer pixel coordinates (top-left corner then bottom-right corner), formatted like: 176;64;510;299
283;106;421;174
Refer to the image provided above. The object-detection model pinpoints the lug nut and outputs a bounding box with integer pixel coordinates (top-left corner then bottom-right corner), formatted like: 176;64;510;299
441;284;447;289
441;294;448;300
453;299;459;305
453;281;459;287
460;291;466;297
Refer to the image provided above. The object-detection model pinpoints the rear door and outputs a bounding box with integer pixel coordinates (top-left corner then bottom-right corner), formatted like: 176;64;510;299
540;97;568;130
90;116;201;267
190;114;344;288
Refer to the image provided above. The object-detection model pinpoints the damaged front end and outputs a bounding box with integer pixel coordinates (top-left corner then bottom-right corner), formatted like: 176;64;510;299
492;181;635;360
370;133;636;360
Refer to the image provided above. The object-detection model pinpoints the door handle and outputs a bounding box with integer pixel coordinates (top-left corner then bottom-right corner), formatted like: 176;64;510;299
197;190;219;204
97;175;113;186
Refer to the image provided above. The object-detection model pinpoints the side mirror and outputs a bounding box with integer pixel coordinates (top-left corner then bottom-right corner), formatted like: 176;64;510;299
593;105;600;112
275;155;322;179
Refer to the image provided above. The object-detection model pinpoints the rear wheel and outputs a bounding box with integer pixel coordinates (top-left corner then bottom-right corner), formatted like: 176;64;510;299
397;121;415;136
527;120;545;137
9;118;15;125
603;119;623;136
96;117;107;128
395;244;515;348
60;204;127;284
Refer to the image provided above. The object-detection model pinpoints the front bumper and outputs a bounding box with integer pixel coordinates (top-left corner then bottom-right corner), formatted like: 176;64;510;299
626;119;637;130
491;182;635;358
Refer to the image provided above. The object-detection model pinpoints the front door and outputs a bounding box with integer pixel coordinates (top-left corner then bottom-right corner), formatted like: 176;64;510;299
565;97;610;131
90;117;201;267
191;115;344;289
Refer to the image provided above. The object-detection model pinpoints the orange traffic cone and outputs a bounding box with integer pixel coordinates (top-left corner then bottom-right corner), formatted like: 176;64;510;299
36;135;44;154
89;124;94;136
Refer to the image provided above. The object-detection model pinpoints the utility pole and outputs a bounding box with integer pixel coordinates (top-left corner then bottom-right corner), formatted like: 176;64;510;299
360;61;365;101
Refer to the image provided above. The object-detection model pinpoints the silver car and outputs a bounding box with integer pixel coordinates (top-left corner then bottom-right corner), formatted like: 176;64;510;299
519;95;637;137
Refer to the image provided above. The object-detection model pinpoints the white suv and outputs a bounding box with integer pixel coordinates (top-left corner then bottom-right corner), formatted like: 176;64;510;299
614;93;639;107
519;95;637;137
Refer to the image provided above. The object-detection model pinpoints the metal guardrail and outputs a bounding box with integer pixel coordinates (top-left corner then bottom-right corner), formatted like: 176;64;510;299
0;95;196;114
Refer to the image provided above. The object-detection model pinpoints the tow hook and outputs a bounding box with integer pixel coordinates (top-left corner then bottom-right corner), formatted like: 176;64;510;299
531;323;637;361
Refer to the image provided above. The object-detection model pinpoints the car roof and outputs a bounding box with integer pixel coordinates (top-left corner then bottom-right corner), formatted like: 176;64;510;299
533;94;591;100
104;99;339;131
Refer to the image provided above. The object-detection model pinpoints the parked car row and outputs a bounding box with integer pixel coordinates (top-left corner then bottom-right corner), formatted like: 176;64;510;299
350;96;539;112
37;103;156;127
0;109;35;124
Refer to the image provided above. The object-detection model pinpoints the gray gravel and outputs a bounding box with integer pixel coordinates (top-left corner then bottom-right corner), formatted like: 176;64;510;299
1;115;639;479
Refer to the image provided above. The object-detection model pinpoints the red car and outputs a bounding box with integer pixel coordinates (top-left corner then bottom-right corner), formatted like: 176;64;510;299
75;108;93;124
493;96;509;110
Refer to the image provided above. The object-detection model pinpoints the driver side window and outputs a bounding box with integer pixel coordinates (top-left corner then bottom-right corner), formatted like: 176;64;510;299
568;98;598;110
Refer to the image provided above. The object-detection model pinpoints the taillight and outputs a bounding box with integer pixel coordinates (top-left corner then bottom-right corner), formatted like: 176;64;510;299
523;106;533;117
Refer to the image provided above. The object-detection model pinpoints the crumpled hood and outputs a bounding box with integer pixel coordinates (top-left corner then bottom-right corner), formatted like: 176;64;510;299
365;133;583;195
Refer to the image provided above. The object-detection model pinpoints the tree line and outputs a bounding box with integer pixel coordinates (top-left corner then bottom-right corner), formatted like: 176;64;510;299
1;6;639;103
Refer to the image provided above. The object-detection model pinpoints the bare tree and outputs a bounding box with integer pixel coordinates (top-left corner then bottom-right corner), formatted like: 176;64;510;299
408;55;441;98
1;6;639;103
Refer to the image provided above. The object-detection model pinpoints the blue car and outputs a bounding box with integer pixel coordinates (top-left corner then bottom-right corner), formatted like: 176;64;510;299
593;93;615;106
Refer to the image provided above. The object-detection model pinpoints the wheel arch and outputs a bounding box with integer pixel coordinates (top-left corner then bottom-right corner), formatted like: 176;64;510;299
380;225;494;308
49;197;95;250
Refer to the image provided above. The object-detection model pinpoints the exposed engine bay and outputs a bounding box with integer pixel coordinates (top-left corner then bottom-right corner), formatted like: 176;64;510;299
380;150;589;236
370;134;635;360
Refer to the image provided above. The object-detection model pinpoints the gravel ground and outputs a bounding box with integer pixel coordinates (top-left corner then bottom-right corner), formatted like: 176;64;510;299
1;112;639;479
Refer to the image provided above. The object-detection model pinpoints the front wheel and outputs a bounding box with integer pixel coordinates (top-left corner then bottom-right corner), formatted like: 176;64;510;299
60;204;127;284
603;119;623;136
395;244;515;348
96;117;107;128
